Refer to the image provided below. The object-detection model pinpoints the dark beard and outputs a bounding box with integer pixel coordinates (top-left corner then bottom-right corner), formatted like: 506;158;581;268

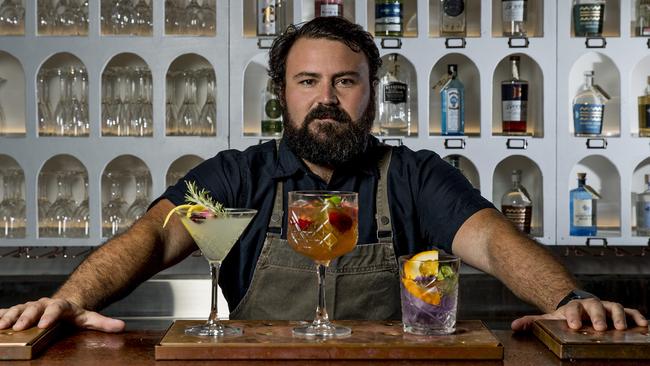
282;100;374;167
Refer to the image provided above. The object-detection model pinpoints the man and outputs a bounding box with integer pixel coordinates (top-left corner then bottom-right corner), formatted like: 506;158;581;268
0;17;646;333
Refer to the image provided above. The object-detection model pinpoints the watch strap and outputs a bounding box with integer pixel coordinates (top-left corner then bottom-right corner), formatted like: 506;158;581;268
556;289;598;310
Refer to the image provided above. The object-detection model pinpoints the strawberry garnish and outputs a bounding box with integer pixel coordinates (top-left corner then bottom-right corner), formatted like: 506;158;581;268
297;218;313;231
328;211;353;232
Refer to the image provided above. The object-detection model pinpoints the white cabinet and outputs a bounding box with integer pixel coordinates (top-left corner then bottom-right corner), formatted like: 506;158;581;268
0;0;648;248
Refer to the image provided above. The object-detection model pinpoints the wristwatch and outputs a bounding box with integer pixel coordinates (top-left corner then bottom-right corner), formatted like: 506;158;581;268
556;289;598;310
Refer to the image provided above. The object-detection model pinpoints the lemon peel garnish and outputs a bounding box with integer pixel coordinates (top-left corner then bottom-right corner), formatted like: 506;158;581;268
163;204;193;228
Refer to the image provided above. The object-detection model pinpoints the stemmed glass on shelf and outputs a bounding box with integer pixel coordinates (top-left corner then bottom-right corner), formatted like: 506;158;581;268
102;171;127;238
0;0;25;35
0;76;6;135
0;169;26;238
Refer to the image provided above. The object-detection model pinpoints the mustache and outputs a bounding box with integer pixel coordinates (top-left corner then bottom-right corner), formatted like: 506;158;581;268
304;105;353;125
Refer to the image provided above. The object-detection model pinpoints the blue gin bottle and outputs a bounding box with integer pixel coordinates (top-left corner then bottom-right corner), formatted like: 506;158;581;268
573;71;608;136
441;64;464;135
570;172;597;236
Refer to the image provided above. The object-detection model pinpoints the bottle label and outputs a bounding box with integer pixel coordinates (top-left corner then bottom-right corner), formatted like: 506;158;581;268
265;98;282;119
261;119;283;135
384;82;407;104
503;1;525;22
573;104;604;135
641;202;650;230
645;104;650;128
573;199;593;227
502;101;528;122
444;88;461;132
258;0;277;35
502;205;532;233
642;26;650;36
318;4;341;17
375;3;403;33
573;4;604;36
443;0;465;17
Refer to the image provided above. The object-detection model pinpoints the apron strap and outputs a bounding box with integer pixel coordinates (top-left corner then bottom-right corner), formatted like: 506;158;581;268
268;139;283;236
375;146;393;243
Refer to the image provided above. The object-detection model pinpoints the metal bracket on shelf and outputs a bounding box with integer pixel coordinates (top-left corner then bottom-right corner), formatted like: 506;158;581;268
257;38;274;49
508;37;529;48
445;37;466;49
586;138;607;149
585;237;608;252
444;138;466;149
381;138;403;146
380;38;402;49
585;37;606;48
647;38;650;49
506;138;528;150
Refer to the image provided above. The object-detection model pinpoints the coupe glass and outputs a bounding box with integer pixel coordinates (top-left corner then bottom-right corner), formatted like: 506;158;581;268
172;206;257;337
287;191;359;337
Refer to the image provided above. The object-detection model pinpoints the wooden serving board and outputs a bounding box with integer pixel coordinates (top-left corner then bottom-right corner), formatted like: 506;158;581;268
533;319;650;360
155;320;503;360
0;325;60;360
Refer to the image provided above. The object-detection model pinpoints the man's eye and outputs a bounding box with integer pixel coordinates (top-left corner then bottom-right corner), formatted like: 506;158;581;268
299;79;315;86
336;78;355;87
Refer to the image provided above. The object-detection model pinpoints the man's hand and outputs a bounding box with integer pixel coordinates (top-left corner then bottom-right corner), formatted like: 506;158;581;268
0;297;125;333
511;298;648;332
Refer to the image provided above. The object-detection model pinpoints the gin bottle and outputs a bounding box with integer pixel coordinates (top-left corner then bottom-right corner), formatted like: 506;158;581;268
640;0;650;36
440;0;466;37
315;0;343;17
258;0;277;36
636;174;650;236
375;0;403;37
261;79;283;136
639;76;650;137
441;64;464;135
377;54;409;135
501;169;532;234
573;0;605;37
573;71;608;136
502;0;527;36
570;173;597;236
501;56;528;135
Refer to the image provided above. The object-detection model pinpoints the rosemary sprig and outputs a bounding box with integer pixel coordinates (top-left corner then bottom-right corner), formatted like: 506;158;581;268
184;180;225;214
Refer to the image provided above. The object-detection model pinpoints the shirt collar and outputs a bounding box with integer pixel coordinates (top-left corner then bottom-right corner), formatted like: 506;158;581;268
272;136;382;180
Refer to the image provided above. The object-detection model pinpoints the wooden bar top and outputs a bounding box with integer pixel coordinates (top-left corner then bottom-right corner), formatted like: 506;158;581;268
1;320;650;365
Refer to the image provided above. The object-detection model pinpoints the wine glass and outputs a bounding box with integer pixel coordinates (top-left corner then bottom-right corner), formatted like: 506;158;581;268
0;169;26;238
200;0;216;36
109;0;136;35
172;205;257;337
53;68;73;136
165;71;179;135
102;171;127;238
44;171;76;237
181;0;202;34
37;69;55;136
287;191;359;337
71;172;89;237
164;0;180;34
0;0;25;36
70;67;89;136
198;68;216;136
133;0;152;36
37;171;52;236
0;76;6;135
176;70;199;135
37;0;56;34
125;172;150;225
130;67;153;136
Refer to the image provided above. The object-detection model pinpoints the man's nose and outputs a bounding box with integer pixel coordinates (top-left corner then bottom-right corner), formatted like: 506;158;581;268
318;83;339;105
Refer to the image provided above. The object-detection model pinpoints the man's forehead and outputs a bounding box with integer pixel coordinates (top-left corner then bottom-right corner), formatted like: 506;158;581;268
285;37;369;75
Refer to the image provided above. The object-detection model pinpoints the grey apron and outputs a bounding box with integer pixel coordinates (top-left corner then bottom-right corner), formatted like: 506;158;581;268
230;148;401;321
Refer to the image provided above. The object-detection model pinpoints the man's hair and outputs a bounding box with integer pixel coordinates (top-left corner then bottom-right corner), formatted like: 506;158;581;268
267;16;381;100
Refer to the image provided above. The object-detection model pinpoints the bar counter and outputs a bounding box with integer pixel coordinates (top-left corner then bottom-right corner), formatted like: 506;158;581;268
2;320;648;365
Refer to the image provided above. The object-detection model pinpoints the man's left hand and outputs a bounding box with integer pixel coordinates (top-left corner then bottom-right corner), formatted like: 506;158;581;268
511;298;648;332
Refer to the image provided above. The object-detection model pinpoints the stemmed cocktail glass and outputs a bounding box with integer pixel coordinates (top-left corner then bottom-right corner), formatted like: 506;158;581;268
287;191;358;337
173;206;257;337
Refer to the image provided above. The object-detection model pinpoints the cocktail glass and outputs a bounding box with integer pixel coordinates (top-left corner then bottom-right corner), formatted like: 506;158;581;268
175;207;257;337
399;252;460;335
287;191;358;337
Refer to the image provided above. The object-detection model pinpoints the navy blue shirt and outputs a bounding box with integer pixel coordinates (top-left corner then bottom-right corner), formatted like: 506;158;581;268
154;137;494;311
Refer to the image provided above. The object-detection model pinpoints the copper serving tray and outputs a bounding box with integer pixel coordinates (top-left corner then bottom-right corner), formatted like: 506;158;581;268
0;325;60;360
533;319;650;360
155;320;503;360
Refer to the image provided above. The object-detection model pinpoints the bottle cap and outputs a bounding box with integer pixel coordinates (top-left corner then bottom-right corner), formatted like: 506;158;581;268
577;172;587;179
447;64;458;74
584;70;595;77
510;56;520;61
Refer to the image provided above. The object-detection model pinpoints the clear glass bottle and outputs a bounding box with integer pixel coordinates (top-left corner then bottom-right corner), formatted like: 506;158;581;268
570;172;597;236
440;64;464;135
501;56;528;135
501;169;532;234
573;70;608;136
315;0;343;17
440;0;466;37
261;78;283;136
375;0;403;37
502;0;527;36
258;0;278;36
638;76;650;137
636;174;650;236
572;0;605;37
640;0;650;36
377;54;409;135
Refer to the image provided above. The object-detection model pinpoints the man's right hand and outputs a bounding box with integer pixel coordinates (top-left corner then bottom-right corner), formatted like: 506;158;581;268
0;298;125;333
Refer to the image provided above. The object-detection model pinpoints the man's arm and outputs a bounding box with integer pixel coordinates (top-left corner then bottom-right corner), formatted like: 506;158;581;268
452;208;647;331
0;199;196;332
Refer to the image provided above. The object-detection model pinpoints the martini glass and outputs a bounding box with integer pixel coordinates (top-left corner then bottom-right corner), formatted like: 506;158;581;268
175;207;257;337
287;191;358;337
